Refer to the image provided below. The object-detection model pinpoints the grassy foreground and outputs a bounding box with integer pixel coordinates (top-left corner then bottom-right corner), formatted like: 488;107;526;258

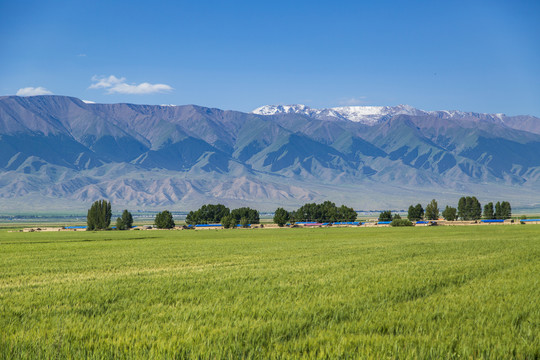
0;226;539;359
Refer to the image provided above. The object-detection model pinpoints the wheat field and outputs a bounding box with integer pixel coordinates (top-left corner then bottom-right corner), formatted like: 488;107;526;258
1;226;539;359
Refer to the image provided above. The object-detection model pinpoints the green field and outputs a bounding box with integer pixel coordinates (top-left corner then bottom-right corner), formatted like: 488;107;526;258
1;227;539;359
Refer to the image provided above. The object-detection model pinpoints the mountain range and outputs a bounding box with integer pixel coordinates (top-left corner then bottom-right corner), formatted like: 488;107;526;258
1;95;539;212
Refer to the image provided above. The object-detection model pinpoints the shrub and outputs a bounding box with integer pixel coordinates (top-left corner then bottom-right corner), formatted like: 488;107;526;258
391;219;413;227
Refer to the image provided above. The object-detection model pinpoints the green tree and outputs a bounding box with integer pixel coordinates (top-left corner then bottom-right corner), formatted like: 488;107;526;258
221;215;235;229
231;207;260;224
425;199;439;220
240;217;249;228
186;204;230;225
407;205;415;221
457;197;467;220
470;197;482;220
293;201;356;223
115;217;125;230
155;210;175;229
500;201;512;219
458;196;482;220
378;210;393;222
483;202;494;219
122;209;133;229
494;201;502;219
115;209;133;230
392;213;402;220
415;204;424;220
87;199;112;231
407;204;424;221
442;206;457;221
320;201;338;222
273;207;290;227
337;205;357;222
294;203;320;222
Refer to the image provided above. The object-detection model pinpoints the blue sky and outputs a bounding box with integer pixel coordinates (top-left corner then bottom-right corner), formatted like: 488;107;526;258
1;0;539;116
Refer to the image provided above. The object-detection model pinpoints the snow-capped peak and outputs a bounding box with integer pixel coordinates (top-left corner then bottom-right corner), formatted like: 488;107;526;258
252;104;310;116
252;104;422;125
251;104;512;125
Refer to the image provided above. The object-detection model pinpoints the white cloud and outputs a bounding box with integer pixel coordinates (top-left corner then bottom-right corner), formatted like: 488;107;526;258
338;96;368;106
89;75;173;95
16;87;54;96
89;75;125;89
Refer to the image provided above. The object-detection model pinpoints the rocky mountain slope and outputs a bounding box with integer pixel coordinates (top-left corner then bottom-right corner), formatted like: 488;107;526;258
1;95;539;212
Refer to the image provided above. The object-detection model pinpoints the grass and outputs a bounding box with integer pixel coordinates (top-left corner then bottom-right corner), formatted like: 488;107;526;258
0;226;539;359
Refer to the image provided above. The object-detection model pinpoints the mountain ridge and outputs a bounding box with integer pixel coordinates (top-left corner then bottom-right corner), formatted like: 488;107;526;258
252;103;540;134
1;95;539;212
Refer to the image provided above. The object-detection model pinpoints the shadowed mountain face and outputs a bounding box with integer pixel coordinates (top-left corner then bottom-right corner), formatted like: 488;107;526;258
1;95;540;211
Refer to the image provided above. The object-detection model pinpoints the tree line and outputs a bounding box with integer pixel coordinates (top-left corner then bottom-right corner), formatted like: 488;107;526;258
376;197;512;224
85;196;513;231
186;204;260;229
273;201;357;227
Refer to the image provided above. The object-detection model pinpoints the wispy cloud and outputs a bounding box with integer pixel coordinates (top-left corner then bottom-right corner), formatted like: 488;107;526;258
338;96;368;106
16;87;54;96
89;75;173;95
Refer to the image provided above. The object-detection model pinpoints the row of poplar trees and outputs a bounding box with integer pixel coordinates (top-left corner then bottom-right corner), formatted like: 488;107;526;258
376;196;512;222
409;197;512;221
86;200;132;230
